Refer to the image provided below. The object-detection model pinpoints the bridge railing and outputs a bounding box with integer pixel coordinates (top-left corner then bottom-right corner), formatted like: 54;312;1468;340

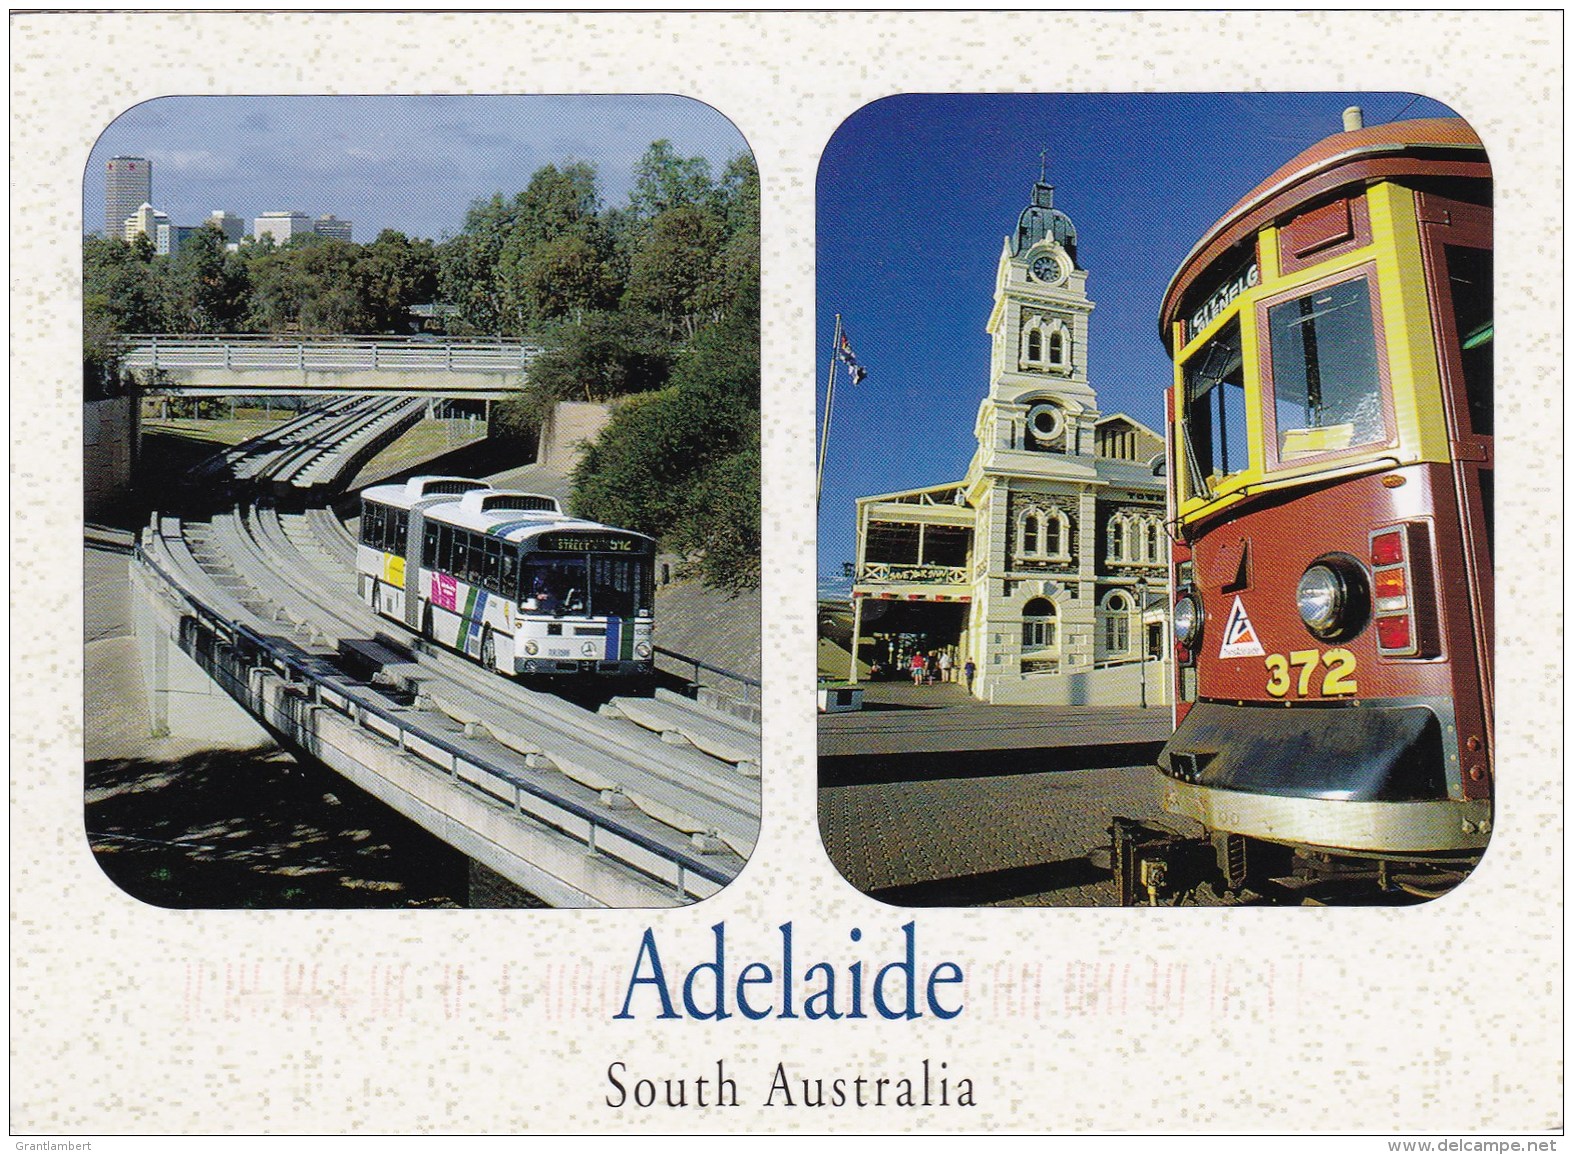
119;334;544;374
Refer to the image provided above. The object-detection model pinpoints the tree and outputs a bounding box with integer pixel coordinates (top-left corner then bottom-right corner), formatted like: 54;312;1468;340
629;140;715;221
359;229;439;332
621;205;726;338
512;233;615;324
166;223;247;332
571;312;760;591
83;235;165;334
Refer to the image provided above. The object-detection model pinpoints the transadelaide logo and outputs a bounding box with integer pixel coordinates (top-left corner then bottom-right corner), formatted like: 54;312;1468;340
1218;596;1265;658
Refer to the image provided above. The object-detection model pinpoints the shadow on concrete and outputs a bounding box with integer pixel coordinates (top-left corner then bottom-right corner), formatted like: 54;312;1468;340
85;746;485;909
867;855;1108;906
819;741;1165;788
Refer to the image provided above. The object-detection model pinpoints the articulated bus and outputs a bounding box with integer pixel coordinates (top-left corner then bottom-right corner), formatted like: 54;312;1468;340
1122;113;1492;902
356;476;656;677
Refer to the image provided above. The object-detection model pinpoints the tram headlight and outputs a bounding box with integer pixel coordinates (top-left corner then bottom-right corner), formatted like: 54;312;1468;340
635;642;652;659
1296;554;1370;641
1172;593;1204;650
523;640;539;655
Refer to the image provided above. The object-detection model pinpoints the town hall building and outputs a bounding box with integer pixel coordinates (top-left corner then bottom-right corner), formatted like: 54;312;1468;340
845;176;1170;705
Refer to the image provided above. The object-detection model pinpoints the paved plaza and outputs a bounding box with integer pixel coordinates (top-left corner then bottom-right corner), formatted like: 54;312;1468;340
819;681;1177;906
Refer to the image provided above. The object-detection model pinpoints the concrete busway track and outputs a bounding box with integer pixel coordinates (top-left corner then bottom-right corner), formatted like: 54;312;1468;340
138;524;709;907
153;509;755;906
188;396;424;493
228;501;760;851
143;397;760;905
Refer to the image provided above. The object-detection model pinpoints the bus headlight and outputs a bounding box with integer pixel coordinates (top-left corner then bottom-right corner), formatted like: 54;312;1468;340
1296;554;1369;641
1172;593;1204;650
635;642;652;658
523;640;539;655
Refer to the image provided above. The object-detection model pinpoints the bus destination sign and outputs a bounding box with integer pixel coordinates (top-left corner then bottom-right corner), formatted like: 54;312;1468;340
540;532;642;553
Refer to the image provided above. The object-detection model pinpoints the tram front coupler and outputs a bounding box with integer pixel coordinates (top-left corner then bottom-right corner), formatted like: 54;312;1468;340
1108;816;1225;906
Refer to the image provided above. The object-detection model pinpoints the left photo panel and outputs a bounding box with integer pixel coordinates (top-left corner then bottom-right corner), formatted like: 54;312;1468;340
83;95;762;909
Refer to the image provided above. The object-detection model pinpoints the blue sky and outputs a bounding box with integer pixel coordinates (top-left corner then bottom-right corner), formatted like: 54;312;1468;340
816;92;1461;595
84;94;750;241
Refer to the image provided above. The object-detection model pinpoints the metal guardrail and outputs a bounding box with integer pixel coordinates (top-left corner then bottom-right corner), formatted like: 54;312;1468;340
653;645;761;706
119;334;544;375
138;541;733;897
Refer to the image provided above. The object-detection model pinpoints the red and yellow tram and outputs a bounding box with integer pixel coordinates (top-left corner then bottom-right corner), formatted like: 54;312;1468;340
1129;111;1492;901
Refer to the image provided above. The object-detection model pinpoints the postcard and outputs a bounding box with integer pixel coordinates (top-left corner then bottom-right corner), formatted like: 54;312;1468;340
12;9;1561;1142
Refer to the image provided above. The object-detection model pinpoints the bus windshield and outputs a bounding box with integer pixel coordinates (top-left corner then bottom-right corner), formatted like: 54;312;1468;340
521;559;587;616
519;554;653;618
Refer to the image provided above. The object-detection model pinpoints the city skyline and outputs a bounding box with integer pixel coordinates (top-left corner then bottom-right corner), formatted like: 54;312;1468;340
815;91;1462;595
83;94;751;241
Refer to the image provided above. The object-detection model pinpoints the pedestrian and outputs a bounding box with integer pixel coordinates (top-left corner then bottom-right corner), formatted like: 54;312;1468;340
938;650;953;684
964;658;977;693
910;651;926;685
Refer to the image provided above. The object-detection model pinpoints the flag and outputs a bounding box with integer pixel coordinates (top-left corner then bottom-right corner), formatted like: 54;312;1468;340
837;329;868;384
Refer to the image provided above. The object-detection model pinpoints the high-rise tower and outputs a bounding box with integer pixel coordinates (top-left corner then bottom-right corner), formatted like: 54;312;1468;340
104;157;152;238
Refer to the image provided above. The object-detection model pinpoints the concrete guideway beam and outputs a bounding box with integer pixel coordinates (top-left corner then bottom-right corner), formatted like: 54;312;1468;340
131;538;737;906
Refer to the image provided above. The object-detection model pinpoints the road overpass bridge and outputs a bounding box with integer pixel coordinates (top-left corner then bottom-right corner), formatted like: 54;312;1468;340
121;334;543;399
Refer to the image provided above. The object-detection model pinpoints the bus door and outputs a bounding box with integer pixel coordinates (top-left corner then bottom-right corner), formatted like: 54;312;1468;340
1417;192;1493;746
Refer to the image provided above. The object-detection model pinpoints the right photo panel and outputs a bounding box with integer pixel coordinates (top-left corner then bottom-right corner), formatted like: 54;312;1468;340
816;93;1492;908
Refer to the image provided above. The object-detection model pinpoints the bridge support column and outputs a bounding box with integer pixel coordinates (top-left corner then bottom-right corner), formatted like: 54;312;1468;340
148;625;170;738
130;565;273;748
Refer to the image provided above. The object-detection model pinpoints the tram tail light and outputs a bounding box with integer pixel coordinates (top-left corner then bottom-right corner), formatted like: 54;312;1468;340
1373;566;1408;610
1375;614;1413;651
1369;522;1437;657
1371;530;1406;566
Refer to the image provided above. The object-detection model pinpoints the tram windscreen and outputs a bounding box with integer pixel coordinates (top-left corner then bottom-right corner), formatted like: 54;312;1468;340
1182;318;1248;496
1267;276;1385;460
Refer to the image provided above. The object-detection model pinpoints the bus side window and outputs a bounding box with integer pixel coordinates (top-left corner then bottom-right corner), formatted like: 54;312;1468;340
483;538;502;593
363;504;383;548
423;523;439;569
438;524;453;574
1183;317;1248;490
393;512;409;557
500;547;518;600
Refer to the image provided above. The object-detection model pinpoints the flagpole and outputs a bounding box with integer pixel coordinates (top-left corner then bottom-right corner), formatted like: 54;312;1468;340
815;313;843;509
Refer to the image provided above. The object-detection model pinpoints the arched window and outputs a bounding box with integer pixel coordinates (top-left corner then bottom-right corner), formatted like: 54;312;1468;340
1048;330;1065;366
1144;521;1160;563
1108;519;1125;562
1018;506;1072;560
1021;597;1057;651
1020;509;1041;556
1027;329;1043;361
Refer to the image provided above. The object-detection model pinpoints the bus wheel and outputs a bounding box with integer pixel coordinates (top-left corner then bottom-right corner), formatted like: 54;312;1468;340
481;628;497;672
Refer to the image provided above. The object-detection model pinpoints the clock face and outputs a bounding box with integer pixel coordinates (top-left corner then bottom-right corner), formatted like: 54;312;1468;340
1030;254;1063;283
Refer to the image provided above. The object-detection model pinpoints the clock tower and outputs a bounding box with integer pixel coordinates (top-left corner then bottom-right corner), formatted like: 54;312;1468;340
846;168;1167;706
977;179;1099;464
